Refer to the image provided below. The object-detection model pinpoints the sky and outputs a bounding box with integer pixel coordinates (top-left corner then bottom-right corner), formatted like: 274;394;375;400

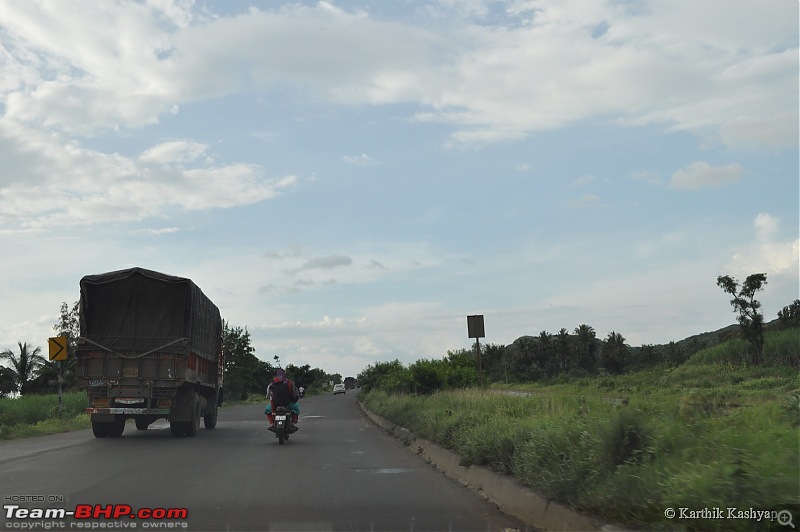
0;0;797;379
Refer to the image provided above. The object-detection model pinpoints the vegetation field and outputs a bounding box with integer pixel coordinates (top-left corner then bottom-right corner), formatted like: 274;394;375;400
359;331;800;531
0;391;91;439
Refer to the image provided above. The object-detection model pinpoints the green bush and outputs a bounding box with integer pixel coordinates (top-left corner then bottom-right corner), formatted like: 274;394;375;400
358;359;412;393
360;355;480;395
409;359;446;394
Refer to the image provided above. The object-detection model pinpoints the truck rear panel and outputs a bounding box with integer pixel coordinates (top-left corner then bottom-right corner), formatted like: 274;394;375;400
75;267;223;426
77;349;218;415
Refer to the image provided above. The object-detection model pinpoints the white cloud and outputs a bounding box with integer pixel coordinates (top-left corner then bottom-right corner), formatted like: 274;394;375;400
342;153;378;166
571;174;595;187
133;227;182;236
0;118;297;231
0;1;187;133
1;1;794;150
422;2;796;147
669;161;742;190
726;213;799;278
140;141;210;165
754;213;779;240
571;193;601;207
290;255;354;274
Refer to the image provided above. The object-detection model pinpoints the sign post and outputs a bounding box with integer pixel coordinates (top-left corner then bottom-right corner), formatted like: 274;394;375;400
466;315;485;386
48;336;67;417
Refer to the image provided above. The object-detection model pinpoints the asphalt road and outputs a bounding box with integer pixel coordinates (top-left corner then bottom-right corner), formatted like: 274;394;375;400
1;389;530;531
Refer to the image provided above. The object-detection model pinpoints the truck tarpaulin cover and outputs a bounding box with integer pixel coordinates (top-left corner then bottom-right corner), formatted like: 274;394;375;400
79;267;222;360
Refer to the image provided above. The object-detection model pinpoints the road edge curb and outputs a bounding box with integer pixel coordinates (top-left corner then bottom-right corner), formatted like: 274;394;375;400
359;401;622;531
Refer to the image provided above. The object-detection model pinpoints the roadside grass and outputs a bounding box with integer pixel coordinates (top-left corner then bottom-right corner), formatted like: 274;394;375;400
360;358;799;530
1;415;91;439
0;391;91;440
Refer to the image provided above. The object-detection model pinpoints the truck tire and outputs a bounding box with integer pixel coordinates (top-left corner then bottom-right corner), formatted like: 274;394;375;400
185;392;201;437
203;406;218;429
92;422;109;438
169;421;184;437
108;416;125;437
203;391;218;429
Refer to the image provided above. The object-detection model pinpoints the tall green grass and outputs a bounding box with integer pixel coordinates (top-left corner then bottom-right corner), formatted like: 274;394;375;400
689;327;800;367
361;350;800;530
0;391;90;439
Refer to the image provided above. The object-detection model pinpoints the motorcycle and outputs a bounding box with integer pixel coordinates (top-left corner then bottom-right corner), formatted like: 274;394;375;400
271;405;296;444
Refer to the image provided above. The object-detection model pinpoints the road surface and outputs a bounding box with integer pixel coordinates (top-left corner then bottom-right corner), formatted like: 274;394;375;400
1;389;532;531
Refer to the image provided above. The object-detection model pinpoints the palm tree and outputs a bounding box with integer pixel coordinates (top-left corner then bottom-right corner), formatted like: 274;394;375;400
557;328;571;371
573;324;597;372
538;330;553;369
602;331;628;374
0;342;47;395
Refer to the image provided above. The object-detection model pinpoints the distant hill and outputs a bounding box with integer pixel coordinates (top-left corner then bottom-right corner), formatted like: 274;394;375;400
512;319;784;353
646;318;786;351
654;323;740;349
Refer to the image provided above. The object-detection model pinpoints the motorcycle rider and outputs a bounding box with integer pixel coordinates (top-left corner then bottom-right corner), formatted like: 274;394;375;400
265;368;300;432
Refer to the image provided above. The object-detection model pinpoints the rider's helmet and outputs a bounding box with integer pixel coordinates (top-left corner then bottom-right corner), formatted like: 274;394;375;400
275;368;287;382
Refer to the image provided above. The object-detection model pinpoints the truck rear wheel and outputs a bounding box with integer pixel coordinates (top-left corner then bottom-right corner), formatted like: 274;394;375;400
203;407;217;429
108;416;125;437
169;421;184;437
93;417;125;438
203;391;218;429
185;392;201;437
168;390;201;436
92;422;109;438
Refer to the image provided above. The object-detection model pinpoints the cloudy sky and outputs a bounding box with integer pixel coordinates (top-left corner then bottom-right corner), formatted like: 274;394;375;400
1;0;797;378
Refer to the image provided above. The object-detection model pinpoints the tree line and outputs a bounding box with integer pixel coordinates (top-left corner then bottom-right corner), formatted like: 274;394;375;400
359;274;799;395
221;321;341;400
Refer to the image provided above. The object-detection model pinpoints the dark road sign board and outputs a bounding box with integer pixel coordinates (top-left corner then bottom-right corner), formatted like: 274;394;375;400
467;315;485;338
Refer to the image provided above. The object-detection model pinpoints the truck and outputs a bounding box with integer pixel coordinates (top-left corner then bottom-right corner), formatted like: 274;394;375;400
75;267;224;438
